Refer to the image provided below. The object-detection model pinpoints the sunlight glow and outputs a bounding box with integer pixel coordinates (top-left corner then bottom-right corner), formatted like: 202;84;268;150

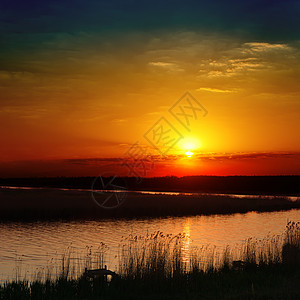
185;150;193;157
178;136;200;158
180;136;201;151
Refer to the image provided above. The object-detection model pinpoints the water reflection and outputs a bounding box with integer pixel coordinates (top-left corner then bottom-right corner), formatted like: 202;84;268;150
0;209;299;282
182;219;191;263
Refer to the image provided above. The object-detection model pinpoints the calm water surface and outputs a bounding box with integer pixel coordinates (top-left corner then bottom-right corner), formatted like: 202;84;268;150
0;206;299;282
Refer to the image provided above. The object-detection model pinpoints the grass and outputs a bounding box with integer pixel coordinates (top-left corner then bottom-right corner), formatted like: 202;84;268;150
0;222;300;299
0;187;299;221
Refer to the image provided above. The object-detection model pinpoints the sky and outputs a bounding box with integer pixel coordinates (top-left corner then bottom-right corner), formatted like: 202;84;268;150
0;0;300;177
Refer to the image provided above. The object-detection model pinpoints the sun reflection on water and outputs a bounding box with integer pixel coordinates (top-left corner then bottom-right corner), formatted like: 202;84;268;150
181;219;191;263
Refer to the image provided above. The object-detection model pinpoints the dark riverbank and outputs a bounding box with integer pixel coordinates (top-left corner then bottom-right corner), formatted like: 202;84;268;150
1;175;299;195
0;186;299;221
1;265;299;299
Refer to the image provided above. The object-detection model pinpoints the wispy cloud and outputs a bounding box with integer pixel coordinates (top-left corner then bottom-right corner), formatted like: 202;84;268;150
202;41;297;79
148;61;184;72
64;152;300;165
243;42;292;53
149;61;175;67
196;87;237;93
194;152;300;161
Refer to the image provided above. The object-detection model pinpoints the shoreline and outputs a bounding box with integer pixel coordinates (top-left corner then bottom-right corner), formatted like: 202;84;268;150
1;185;300;198
1;175;299;196
0;187;299;221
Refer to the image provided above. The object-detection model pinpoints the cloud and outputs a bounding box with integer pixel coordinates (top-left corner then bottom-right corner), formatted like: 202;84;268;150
111;118;127;123
64;152;300;165
149;62;175;67
196;87;237;93
148;61;184;72
195;152;300;161
199;41;298;79
243;42;292;53
1;152;299;177
66;158;122;165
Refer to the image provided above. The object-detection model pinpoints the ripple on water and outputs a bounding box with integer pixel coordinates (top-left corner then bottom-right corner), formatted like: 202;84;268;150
0;209;300;282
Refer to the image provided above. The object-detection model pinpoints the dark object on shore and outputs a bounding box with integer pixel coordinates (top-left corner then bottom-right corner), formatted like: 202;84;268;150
83;265;118;281
282;244;300;265
232;260;246;270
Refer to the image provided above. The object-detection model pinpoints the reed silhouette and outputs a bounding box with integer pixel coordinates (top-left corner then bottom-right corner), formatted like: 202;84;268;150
1;222;299;299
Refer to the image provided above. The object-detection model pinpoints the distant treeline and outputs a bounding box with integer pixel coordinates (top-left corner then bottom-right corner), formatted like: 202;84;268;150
0;176;299;195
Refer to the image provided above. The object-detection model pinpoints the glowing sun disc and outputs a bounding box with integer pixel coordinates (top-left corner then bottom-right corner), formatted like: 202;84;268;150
185;150;193;157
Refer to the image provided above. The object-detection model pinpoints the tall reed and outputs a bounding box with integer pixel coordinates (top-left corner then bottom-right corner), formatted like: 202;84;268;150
282;221;300;264
119;232;188;280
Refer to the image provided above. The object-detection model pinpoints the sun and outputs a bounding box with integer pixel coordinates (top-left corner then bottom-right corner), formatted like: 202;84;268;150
185;150;193;157
178;136;201;158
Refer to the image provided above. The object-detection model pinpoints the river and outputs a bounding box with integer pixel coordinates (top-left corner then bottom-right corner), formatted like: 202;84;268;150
0;205;299;282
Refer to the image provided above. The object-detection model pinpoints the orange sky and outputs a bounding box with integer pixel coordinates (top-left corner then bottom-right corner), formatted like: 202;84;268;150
1;3;300;177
